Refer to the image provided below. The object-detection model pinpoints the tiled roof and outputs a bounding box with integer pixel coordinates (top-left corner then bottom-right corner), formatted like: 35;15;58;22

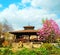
10;30;38;33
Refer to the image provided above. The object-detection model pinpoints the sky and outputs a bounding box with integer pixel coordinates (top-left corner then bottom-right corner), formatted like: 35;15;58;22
0;0;60;30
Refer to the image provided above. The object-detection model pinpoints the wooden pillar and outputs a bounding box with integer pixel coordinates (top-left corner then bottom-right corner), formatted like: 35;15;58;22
36;35;38;42
28;35;30;42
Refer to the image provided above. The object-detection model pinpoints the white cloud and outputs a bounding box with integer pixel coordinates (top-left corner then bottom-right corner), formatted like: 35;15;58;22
0;3;60;30
22;0;31;4
31;0;60;14
0;4;2;8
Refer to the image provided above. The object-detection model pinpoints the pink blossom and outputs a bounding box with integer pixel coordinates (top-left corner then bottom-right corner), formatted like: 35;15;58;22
37;19;60;42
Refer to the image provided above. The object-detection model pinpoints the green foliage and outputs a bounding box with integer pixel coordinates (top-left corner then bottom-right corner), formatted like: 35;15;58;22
0;48;13;55
35;47;49;55
55;38;60;43
41;43;60;55
0;44;60;55
15;47;49;55
42;19;45;24
41;43;53;50
16;48;37;55
55;38;60;48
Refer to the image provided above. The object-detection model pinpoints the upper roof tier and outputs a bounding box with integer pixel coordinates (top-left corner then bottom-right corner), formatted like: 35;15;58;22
23;26;34;30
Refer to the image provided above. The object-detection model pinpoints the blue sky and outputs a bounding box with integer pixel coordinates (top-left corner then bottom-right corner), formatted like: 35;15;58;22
0;0;60;30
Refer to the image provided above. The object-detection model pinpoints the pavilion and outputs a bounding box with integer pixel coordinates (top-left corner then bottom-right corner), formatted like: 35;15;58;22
10;26;39;42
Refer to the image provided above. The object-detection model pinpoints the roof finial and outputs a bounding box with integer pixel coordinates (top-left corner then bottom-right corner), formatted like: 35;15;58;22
28;22;30;26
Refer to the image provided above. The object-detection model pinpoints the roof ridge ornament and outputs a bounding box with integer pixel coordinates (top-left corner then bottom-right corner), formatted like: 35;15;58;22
28;22;30;26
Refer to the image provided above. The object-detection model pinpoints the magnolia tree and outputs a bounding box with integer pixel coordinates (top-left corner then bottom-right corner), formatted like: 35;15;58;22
37;19;60;43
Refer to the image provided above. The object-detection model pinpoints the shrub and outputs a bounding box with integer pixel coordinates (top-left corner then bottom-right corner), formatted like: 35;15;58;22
35;47;49;55
40;43;60;55
16;48;37;55
2;41;9;47
0;48;13;55
41;43;53;50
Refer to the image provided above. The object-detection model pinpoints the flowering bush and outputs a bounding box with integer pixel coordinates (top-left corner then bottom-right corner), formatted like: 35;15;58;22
2;41;9;47
37;19;60;42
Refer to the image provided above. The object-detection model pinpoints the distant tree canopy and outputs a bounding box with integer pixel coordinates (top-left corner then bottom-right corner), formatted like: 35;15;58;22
0;19;13;36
